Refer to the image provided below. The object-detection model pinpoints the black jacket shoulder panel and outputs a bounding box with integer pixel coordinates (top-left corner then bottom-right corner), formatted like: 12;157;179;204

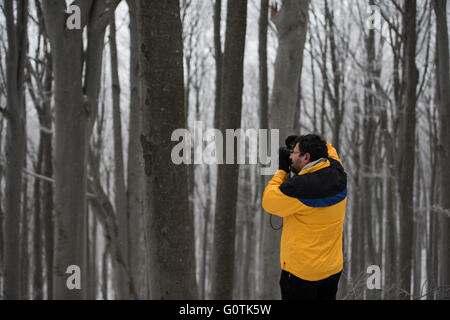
279;158;347;200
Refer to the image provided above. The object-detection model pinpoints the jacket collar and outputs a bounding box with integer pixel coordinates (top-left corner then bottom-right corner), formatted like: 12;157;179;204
298;157;329;175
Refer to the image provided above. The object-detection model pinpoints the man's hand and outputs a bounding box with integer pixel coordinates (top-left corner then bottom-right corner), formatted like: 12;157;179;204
279;147;292;173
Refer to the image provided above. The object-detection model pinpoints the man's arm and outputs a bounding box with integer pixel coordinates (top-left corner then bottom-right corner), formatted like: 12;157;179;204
326;142;343;167
262;170;303;218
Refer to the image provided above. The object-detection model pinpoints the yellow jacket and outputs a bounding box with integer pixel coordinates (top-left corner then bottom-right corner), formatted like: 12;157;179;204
262;143;347;281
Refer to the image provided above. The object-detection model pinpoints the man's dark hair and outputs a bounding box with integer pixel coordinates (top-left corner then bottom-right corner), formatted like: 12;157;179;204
294;134;328;161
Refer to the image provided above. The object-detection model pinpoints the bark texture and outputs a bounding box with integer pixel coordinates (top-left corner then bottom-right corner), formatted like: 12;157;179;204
138;0;198;299
433;0;450;298
4;0;28;299
397;0;418;299
211;0;248;300
42;0;119;299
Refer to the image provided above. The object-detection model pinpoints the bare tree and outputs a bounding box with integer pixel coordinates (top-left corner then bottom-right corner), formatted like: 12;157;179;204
397;0;418;299
138;0;198;299
361;0;381;300
257;0;269;300
4;0;28;299
378;0;404;298
259;0;269;134
211;0;248;300
41;0;120;299
125;0;146;299
433;0;450;298
213;0;223;129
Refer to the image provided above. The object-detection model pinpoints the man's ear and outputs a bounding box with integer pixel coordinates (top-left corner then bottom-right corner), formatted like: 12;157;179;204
304;153;311;162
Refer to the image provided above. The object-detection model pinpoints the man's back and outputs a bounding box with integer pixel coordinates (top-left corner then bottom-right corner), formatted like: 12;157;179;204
262;142;347;281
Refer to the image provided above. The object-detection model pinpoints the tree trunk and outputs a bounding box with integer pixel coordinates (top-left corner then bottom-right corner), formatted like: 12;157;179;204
200;166;212;299
262;0;310;300
323;0;343;151
350;103;363;298
211;0;248;300
385;12;403;298
213;0;223;129
426;97;439;299
0;118;4;295
86;208;95;299
21;147;29;299
242;166;256;299
381;100;397;299
33;137;44;299
42;0;119;299
362;7;378;298
138;0;198;299
102;246;109;299
126;0;146;299
433;0;450;299
42;2;87;298
28;12;54;298
4;0;28;300
90;209;99;299
259;0;269;134
257;0;269;299
397;0;418;299
42;55;54;300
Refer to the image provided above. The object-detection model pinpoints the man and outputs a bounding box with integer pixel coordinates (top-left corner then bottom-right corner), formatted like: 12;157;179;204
262;134;347;300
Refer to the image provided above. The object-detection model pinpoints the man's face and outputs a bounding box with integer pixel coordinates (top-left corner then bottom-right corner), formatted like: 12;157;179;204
289;143;310;174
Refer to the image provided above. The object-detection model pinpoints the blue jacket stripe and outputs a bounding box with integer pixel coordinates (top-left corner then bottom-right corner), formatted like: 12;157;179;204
298;188;347;208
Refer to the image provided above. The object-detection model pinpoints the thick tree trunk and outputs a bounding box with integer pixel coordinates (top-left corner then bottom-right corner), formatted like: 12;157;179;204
126;0;146;299
4;0;28;300
433;0;450;298
211;0;248;300
42;2;87;298
397;0;418;299
262;0;310;299
138;0;198;299
42;0;119;299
